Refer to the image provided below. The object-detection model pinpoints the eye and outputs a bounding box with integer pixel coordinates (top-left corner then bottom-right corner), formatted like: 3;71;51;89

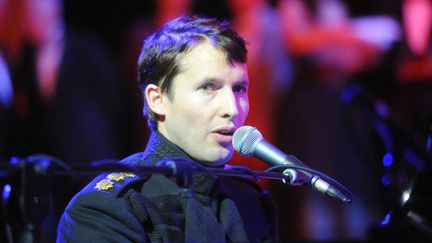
233;83;248;93
199;83;217;92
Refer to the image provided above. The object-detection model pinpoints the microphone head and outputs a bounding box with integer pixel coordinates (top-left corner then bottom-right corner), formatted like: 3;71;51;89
232;126;263;156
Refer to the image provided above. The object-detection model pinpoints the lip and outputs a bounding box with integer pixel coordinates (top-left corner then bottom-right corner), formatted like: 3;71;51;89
212;126;237;144
212;132;233;144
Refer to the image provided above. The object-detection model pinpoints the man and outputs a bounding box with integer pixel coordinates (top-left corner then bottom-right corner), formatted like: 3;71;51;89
57;15;278;242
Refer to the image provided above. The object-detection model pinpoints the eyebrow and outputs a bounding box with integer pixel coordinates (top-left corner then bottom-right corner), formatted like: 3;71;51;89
235;80;249;86
200;77;249;86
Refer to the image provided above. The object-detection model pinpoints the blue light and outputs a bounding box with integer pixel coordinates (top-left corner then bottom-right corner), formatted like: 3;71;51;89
340;86;356;104
380;211;392;226
9;156;20;165
381;173;391;186
2;184;12;201
382;152;393;167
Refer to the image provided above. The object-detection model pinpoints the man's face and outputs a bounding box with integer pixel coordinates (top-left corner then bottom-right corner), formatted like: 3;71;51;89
158;42;249;166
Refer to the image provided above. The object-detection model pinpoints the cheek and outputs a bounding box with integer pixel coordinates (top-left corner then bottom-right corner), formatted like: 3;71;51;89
239;98;250;120
175;97;207;123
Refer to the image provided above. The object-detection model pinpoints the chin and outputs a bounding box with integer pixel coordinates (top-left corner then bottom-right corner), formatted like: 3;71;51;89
203;159;228;167
196;146;233;166
214;153;233;166
201;153;232;167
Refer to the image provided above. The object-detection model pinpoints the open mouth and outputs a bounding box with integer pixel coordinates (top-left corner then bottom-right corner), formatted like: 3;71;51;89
213;127;236;143
215;129;234;136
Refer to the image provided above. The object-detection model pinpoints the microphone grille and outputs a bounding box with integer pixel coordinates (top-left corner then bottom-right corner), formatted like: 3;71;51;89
232;126;263;156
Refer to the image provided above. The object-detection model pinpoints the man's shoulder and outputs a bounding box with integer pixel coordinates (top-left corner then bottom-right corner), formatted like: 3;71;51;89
58;169;150;242
117;151;153;169
69;152;151;207
87;171;143;196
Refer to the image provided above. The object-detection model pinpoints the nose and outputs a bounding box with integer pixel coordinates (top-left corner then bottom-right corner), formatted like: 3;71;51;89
219;88;239;119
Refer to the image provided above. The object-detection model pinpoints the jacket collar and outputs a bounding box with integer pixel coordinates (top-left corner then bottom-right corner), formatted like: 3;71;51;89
143;130;192;164
140;130;218;197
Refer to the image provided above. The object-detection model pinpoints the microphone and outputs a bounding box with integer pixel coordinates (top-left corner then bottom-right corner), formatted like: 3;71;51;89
232;126;352;203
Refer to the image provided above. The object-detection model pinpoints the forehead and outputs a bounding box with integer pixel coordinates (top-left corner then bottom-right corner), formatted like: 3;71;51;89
173;42;249;94
177;41;247;78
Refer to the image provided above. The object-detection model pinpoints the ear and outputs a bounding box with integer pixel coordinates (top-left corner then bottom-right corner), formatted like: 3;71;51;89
145;84;166;116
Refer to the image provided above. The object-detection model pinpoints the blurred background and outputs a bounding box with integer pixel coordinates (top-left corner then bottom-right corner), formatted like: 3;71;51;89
1;0;432;242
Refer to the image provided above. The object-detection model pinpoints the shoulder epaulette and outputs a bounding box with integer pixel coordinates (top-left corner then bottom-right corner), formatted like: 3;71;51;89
92;172;143;196
92;157;151;196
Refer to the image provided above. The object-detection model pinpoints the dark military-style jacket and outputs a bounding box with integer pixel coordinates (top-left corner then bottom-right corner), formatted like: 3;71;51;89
57;131;278;242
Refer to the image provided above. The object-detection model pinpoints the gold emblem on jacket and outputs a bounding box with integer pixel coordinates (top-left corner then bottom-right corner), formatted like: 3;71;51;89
108;172;136;181
95;179;114;190
95;172;136;190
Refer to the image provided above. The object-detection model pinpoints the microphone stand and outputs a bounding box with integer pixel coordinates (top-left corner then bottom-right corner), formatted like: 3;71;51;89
1;155;352;243
1;155;54;243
